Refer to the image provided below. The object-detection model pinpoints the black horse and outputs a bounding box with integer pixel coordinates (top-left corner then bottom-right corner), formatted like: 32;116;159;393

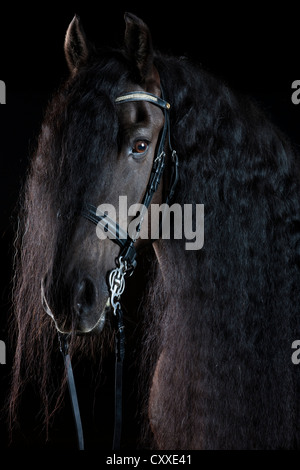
9;13;300;449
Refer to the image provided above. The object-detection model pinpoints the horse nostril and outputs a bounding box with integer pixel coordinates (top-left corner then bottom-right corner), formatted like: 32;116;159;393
75;277;96;314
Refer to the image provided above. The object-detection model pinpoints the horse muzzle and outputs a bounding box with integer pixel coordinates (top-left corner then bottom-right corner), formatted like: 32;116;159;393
41;275;110;335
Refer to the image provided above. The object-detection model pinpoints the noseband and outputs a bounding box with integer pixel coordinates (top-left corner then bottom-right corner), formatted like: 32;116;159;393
43;89;178;450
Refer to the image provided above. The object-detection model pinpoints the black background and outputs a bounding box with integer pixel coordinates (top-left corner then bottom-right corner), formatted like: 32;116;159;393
0;1;299;453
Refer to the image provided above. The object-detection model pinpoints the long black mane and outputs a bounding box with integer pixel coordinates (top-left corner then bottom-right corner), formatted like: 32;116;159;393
146;54;300;448
9;23;300;448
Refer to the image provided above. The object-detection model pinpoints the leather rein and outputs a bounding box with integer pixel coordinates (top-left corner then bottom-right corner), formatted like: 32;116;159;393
42;89;178;450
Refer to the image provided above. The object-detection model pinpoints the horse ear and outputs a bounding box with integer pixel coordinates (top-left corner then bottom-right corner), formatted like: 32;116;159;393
64;15;91;74
124;13;156;84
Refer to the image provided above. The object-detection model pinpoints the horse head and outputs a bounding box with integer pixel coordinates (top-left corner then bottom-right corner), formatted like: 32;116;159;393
44;14;170;334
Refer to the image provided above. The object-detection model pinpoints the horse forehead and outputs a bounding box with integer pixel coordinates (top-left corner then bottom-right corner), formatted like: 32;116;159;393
117;100;164;128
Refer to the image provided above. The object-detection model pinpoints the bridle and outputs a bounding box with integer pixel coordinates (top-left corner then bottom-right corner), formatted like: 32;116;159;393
82;90;178;276
42;88;179;450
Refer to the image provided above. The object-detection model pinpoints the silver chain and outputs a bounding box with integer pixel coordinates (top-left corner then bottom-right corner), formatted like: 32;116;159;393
108;256;127;314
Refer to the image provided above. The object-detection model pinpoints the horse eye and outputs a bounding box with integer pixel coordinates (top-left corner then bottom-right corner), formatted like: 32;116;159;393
132;140;149;155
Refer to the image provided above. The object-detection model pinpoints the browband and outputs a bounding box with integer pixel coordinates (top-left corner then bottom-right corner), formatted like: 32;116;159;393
115;91;170;110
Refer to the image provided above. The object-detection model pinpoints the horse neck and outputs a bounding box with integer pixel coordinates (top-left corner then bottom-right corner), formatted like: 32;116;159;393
152;238;199;300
